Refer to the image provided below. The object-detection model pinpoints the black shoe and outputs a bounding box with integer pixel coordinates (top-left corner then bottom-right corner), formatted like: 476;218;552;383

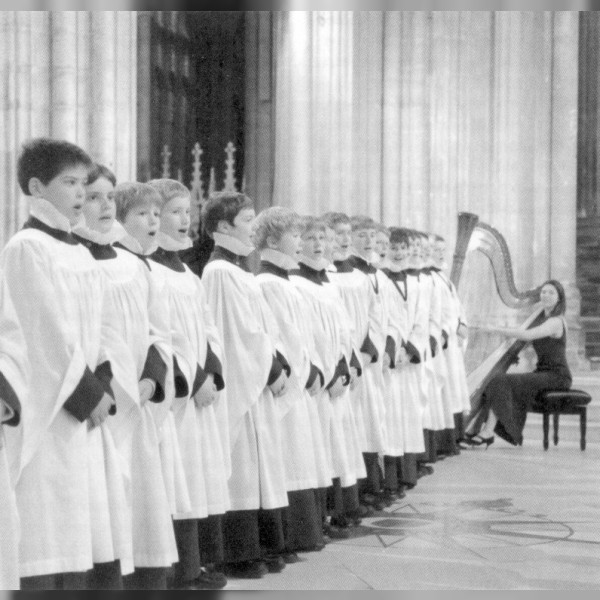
281;551;302;564
224;560;268;579
468;434;494;449
264;555;286;573
361;493;386;511
395;486;406;499
324;522;351;539
382;489;397;505
194;567;228;589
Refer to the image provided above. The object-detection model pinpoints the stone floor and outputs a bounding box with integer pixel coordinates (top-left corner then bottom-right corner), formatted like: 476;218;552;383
225;390;600;590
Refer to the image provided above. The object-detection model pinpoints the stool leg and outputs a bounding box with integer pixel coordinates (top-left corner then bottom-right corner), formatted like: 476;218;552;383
580;408;587;451
542;412;549;450
553;413;559;446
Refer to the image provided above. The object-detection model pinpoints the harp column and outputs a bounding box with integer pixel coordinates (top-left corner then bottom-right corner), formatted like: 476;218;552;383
550;11;586;367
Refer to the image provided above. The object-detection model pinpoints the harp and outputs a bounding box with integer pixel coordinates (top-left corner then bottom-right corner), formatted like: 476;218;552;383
450;212;542;412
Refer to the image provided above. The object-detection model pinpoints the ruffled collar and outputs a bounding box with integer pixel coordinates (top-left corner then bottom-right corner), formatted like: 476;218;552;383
156;231;193;252
73;220;127;246
213;232;254;257
260;248;298;271
299;255;329;272
117;233;158;256
30;197;75;233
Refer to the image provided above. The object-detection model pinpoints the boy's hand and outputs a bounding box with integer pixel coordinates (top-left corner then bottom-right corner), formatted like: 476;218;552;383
307;377;321;397
328;377;345;398
194;375;218;408
349;367;359;390
139;378;156;406
383;352;393;371
397;347;408;365
457;323;468;340
269;371;288;398
89;393;114;429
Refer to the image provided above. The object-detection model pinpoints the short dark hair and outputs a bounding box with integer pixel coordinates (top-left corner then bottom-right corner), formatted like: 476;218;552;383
542;279;567;317
389;227;411;246
301;215;327;236
201;191;254;237
350;215;377;232
17;138;93;195
87;163;116;187
322;211;350;229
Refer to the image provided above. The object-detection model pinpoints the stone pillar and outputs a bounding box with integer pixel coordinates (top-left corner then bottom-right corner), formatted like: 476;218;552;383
244;11;274;212
550;11;586;367
0;10;137;249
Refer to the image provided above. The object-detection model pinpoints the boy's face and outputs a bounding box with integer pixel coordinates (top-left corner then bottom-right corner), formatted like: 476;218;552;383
409;237;421;259
160;195;191;243
352;227;376;259
32;164;89;226
420;237;431;259
332;222;352;260
84;176;116;234
223;207;256;247
375;231;390;260
302;228;326;262
123;201;160;252
433;240;446;266
324;226;335;261
272;229;302;260
389;241;409;265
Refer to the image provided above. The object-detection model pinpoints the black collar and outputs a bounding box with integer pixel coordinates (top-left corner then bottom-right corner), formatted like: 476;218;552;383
258;260;289;280
73;234;117;260
113;242;151;270
383;268;407;282
293;262;329;285
22;216;79;246
209;245;251;273
332;259;354;273
349;255;377;275
149;247;186;273
405;268;421;277
383;269;408;300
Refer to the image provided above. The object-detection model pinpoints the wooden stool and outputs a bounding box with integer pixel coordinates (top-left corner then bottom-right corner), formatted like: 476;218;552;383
530;389;592;451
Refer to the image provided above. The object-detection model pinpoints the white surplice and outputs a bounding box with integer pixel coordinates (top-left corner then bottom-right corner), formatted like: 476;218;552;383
257;250;329;491
152;233;230;519
202;234;288;510
0;276;29;589
79;229;179;569
0;200;106;577
292;259;366;486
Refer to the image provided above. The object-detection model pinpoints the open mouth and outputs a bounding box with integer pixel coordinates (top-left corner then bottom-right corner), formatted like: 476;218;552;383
148;231;157;237
178;229;188;234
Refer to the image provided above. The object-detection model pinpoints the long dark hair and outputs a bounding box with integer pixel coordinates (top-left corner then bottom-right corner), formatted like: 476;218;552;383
542;279;567;316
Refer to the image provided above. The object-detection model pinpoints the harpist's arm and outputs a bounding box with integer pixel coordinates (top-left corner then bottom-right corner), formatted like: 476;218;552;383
486;316;563;342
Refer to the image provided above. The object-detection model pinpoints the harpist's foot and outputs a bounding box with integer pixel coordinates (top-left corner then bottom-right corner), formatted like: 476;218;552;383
467;435;495;449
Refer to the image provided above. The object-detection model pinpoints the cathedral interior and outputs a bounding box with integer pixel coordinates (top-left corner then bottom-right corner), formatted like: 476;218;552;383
0;10;599;590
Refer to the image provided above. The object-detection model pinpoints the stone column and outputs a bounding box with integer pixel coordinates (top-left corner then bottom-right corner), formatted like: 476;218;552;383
244;11;274;211
550;11;586;367
0;10;137;250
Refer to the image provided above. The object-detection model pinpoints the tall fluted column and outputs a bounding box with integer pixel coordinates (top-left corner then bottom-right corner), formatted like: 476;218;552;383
0;10;137;250
550;11;585;366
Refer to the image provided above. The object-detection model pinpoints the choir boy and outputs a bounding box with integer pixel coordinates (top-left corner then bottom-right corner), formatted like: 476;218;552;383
79;172;179;590
0;277;28;589
430;234;470;440
419;232;455;458
1;139;114;590
147;178;230;589
383;227;426;490
253;207;330;553
293;217;367;533
201;192;290;579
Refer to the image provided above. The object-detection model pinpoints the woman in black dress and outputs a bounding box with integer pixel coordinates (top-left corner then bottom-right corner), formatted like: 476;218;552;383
462;280;571;448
